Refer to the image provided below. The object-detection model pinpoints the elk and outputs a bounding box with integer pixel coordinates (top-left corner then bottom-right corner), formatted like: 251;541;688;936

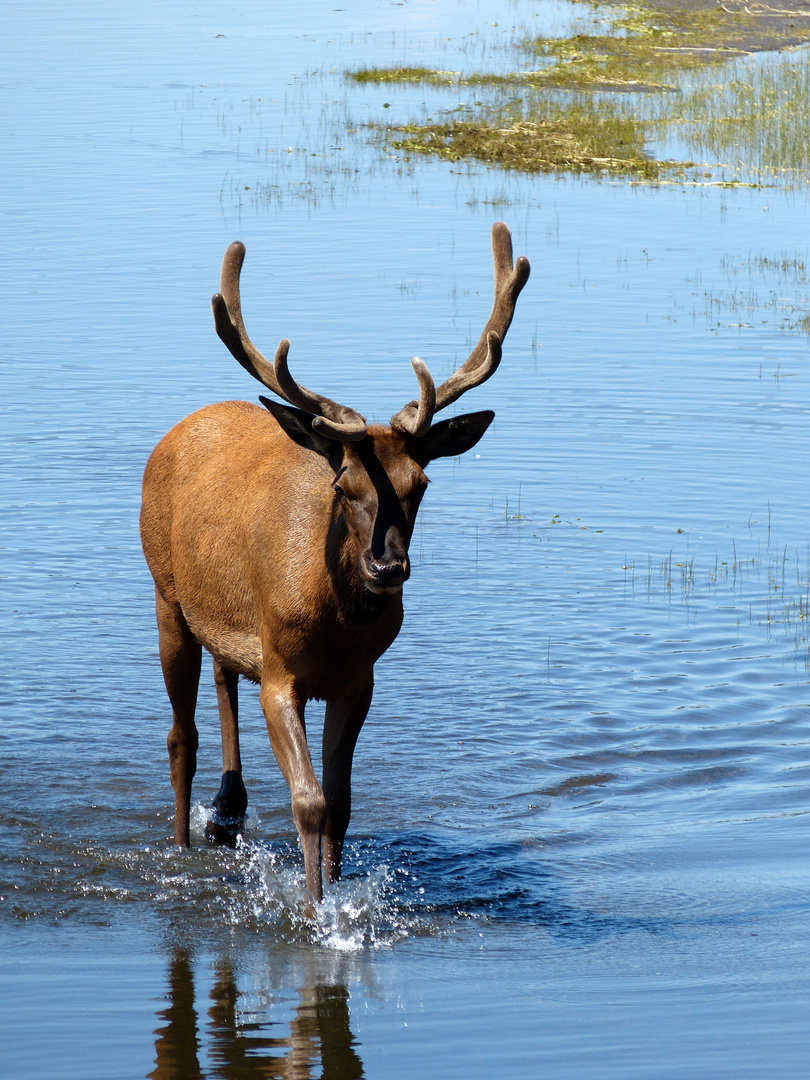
140;223;530;902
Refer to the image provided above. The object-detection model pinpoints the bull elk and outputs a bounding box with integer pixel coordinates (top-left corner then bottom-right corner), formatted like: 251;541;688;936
140;223;530;902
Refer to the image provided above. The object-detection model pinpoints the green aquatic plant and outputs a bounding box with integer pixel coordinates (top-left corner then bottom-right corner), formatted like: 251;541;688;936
350;66;462;86
387;110;665;177
525;4;790;88
348;0;810;182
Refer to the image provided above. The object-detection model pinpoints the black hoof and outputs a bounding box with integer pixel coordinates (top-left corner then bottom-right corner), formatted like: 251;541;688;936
207;770;248;847
205;814;244;848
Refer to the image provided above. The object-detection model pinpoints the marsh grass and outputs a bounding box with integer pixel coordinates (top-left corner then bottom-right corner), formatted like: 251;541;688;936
348;2;810;182
526;5;789;88
387;108;665;178
663;50;810;180
629;532;810;664
681;250;810;334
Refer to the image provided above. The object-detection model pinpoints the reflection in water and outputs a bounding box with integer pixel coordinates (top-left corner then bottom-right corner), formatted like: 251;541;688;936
151;951;204;1080
150;949;363;1080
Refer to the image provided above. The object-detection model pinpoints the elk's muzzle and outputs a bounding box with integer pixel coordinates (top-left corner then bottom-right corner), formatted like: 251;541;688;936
363;552;410;594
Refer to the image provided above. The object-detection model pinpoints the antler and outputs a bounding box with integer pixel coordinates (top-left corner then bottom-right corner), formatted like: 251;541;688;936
211;242;367;442
391;222;530;437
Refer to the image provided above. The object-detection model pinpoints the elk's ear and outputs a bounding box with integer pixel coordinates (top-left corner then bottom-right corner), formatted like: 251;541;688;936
260;397;335;458
414;409;495;465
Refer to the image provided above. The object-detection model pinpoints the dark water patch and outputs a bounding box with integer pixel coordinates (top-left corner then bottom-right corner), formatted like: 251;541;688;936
540;770;618;796
342;832;683;944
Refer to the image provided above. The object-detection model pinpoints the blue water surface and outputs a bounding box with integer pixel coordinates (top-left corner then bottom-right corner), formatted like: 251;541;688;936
2;1;809;1077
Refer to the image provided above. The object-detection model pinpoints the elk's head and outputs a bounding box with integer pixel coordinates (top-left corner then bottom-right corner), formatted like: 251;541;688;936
259;402;496;594
210;225;530;595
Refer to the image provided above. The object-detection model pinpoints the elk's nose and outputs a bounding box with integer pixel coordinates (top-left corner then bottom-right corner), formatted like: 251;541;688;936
369;555;410;586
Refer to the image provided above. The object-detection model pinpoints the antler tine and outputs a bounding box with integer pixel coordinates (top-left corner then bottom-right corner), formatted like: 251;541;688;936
212;242;367;442
406;357;437;439
274;339;367;441
212;242;286;396
391;223;530;435
434;222;529;410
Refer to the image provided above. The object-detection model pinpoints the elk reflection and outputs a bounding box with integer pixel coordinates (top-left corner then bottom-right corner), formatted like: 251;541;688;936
150;949;363;1079
150;950;203;1080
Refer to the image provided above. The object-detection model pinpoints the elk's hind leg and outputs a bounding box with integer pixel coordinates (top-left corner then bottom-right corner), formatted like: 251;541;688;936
207;658;248;847
155;589;202;847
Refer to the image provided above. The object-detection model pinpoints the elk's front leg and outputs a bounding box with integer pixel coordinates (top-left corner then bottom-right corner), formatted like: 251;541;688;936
322;678;373;884
259;678;327;902
207;658;248;847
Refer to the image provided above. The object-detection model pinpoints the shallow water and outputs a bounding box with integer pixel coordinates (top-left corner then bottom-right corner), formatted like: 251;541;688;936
2;1;810;1077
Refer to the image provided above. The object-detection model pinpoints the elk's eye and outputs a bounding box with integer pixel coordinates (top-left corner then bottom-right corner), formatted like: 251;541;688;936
333;483;345;499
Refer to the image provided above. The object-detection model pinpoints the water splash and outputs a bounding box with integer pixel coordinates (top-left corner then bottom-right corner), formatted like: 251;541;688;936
176;803;416;947
189;800;261;841
230;841;420;950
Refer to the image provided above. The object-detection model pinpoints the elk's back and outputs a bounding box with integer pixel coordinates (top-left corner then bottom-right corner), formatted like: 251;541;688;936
140;400;337;682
